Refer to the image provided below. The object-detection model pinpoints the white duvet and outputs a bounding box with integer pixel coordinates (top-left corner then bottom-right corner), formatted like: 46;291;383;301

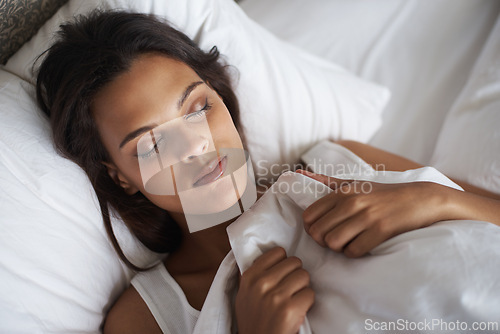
193;141;500;334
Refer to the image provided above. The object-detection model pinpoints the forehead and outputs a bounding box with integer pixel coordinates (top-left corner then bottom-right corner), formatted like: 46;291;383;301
91;54;202;148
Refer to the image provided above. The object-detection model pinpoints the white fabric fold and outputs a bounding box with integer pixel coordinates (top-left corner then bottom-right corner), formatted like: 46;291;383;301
220;141;500;333
193;252;239;334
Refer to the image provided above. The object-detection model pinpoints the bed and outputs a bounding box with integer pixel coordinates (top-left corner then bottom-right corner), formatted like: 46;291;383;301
1;0;499;332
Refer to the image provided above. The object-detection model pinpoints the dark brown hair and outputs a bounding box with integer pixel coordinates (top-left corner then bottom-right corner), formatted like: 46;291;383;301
35;10;240;270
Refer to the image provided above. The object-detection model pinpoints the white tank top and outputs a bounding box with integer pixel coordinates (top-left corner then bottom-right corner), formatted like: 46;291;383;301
131;262;200;334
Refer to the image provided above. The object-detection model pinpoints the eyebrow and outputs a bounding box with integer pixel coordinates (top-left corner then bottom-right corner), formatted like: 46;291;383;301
119;125;157;149
177;81;203;110
119;81;204;149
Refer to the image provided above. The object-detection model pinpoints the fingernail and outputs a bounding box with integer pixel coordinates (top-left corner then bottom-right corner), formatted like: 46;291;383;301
297;169;313;176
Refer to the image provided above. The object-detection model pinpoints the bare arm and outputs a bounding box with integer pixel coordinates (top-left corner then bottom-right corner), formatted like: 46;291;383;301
104;249;314;334
296;140;500;257
335;140;500;226
103;286;162;334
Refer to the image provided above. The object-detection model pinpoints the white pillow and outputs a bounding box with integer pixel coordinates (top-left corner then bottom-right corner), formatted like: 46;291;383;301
241;0;500;165
0;69;156;333
0;0;389;332
430;14;500;194
6;0;389;181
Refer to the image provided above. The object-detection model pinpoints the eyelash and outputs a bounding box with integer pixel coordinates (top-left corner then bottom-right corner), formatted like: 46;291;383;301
136;98;213;159
137;136;164;159
185;98;213;121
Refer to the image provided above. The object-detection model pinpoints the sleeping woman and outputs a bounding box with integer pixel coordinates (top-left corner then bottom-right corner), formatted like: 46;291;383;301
35;10;500;334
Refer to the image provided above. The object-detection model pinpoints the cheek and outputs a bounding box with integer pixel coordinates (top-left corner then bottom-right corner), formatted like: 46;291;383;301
120;160;146;191
133;166;183;212
209;107;242;147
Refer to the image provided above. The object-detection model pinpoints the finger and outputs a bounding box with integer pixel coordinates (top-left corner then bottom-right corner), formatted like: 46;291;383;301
290;287;315;317
323;211;368;253
302;181;362;225
275;267;311;297
302;192;338;226
303;186;357;226
306;195;367;245
306;207;344;247
243;256;303;297
283;287;315;334
343;226;392;258
302;186;370;225
251;246;287;272
264;256;304;288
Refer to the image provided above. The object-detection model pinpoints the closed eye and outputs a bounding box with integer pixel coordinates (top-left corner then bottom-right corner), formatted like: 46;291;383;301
185;98;213;122
137;136;164;159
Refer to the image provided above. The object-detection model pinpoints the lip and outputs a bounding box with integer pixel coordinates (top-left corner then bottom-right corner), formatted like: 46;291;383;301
193;155;228;187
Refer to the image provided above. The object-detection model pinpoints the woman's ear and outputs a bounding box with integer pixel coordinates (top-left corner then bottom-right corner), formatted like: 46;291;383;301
102;161;139;195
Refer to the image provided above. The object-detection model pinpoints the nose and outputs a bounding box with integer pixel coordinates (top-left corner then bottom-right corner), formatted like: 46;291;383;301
181;138;210;162
161;116;214;166
175;120;211;163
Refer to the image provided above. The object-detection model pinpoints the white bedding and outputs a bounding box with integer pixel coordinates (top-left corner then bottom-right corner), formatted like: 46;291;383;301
241;0;500;164
1;0;500;332
194;141;500;334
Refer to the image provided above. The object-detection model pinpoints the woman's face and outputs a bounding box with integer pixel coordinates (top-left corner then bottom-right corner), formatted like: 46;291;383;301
92;53;247;220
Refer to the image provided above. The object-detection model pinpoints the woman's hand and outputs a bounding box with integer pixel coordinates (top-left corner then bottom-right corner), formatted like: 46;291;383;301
297;170;450;257
235;247;315;334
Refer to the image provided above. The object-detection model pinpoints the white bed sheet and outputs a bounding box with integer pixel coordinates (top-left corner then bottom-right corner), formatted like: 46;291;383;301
240;0;500;164
1;1;500;332
189;141;500;333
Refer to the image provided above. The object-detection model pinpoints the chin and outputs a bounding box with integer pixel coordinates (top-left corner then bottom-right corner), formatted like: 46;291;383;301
143;149;252;218
182;168;255;233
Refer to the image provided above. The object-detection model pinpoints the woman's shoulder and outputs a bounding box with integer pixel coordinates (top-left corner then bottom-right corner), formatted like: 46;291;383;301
103;284;162;334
